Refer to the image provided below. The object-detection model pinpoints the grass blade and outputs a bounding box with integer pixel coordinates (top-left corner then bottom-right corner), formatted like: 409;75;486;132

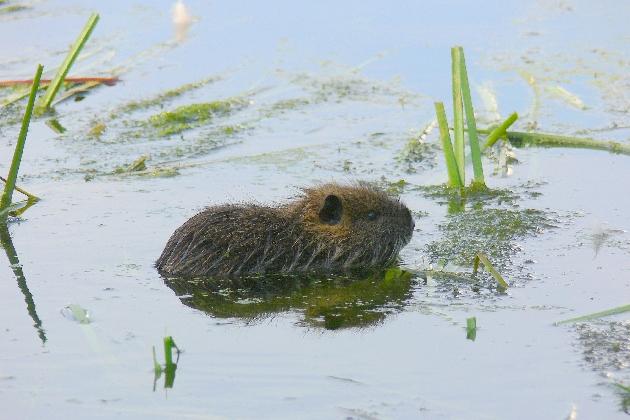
482;112;518;150
466;316;477;341
555;304;630;326
472;253;509;289
451;47;465;184
0;64;43;222
35;13;99;114
490;130;630;156
456;46;485;186
434;102;463;187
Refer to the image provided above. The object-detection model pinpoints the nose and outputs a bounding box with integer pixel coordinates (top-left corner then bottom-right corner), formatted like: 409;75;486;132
403;206;415;231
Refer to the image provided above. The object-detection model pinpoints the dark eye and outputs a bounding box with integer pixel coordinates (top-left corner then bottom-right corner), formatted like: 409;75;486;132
367;211;379;221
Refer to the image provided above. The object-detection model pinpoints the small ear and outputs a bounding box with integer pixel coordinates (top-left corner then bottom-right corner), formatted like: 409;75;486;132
319;194;343;225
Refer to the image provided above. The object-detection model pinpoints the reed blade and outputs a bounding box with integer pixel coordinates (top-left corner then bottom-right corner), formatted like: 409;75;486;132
434;102;463;187
35;13;99;114
0;65;43;221
451;47;465;184
482;112;518;150
456;47;485;186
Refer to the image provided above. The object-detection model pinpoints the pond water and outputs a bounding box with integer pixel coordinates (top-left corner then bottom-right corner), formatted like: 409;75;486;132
1;0;629;418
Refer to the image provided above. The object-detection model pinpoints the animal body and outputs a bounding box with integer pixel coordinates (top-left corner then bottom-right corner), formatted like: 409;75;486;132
156;183;415;277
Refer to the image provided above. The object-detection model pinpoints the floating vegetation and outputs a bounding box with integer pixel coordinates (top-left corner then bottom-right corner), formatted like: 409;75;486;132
574;321;630;380
113;155;147;174
556;304;630;326
614;383;630;414
45;118;66;134
473;253;509;289
111;76;220;118
60;304;91;324
87;121;106;138
498;130;630;156
153;336;180;391
35;13;100;115
0;65;42;223
0;3;29;14
415;184;520;207
545;85;587;110
395;120;438;171
466;316;477;341
164;268;414;330
426;208;555;270
481;112;518;150
146;98;246;136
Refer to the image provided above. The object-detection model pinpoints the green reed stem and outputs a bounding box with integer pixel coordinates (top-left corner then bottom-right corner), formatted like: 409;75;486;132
451;47;465;184
493;130;630;156
482;112;518;150
435;102;463;187
456;46;485;186
0;65;42;222
555;304;630;326
35;13;99;115
473;252;509;289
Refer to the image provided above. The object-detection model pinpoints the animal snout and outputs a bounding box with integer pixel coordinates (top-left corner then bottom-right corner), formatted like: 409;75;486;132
403;206;415;232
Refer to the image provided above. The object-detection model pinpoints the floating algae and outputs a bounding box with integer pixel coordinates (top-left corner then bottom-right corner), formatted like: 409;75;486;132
426;208;556;270
111;76;221;118
146;98;246;137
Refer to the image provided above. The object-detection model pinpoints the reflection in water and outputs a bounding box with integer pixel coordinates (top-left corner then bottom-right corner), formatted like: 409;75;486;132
164;268;414;330
0;223;46;344
172;0;193;43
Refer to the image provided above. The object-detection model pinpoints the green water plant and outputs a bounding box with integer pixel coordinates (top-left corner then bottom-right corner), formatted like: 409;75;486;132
555;304;630;326
466;316;477;341
0;65;42;223
153;336;180;391
435;47;519;190
492;130;630;156
35;13;99;115
473;252;509;289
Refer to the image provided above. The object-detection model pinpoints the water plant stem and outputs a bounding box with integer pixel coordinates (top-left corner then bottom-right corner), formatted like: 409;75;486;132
455;46;485;186
555;304;630;325
495;130;630;156
35;13;99;114
0;65;42;222
435;102;463;187
0;76;118;87
482;112;518;150
473;253;509;289
451;47;465;184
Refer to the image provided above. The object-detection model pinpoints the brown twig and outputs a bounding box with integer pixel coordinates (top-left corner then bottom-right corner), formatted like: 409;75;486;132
0;76;119;87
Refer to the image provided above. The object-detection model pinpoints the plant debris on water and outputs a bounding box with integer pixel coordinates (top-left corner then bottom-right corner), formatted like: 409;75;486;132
426;208;557;270
145;99;246;137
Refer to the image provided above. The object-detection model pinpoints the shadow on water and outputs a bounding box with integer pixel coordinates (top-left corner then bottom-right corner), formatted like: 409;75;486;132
0;223;46;344
163;268;415;330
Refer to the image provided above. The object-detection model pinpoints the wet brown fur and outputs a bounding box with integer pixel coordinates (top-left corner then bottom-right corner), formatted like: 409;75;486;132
156;182;415;277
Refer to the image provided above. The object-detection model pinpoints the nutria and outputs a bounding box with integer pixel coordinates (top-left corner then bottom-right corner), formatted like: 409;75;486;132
156;182;415;277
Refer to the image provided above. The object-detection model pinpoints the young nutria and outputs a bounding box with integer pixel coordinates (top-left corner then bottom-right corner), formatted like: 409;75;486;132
156;182;415;277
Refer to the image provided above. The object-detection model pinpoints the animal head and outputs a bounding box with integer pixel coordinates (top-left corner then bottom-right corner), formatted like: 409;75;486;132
299;182;415;268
